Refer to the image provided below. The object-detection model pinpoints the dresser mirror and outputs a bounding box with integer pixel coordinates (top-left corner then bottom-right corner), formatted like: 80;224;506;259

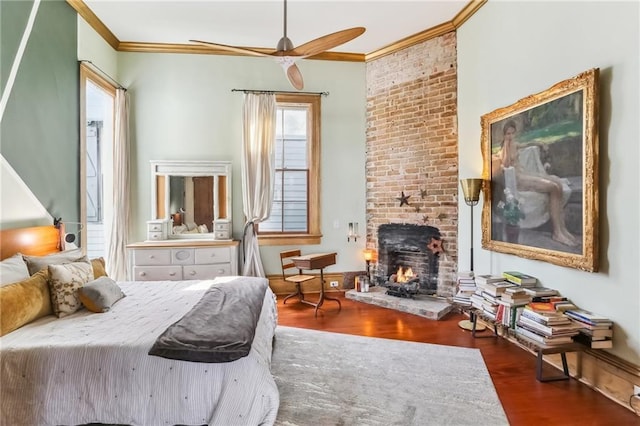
150;160;232;240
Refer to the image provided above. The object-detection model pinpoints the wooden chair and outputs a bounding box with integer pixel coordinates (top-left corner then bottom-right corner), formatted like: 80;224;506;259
280;249;316;304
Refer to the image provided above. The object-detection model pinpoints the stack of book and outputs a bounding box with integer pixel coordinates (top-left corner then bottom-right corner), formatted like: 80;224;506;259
515;303;580;346
565;308;614;349
502;271;538;288
479;280;517;298
452;271;476;307
530;295;577;312
475;274;505;287
501;287;532;304
471;274;514;320
522;286;559;297
496;287;531;328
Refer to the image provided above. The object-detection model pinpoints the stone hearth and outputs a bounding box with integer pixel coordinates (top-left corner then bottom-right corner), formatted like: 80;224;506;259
346;287;453;320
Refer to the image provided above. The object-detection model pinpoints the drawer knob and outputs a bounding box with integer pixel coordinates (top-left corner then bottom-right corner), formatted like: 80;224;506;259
189;271;196;276
149;255;155;259
139;272;146;277
217;269;225;274
169;272;176;276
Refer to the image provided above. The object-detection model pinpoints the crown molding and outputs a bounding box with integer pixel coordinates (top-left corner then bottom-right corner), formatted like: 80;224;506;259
68;0;485;63
66;0;119;50
364;0;486;62
364;21;456;62
452;0;488;28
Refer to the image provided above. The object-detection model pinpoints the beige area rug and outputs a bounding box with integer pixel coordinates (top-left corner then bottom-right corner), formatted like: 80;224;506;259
271;326;509;426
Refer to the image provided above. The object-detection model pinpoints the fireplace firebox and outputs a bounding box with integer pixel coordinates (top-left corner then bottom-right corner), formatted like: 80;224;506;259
375;223;441;296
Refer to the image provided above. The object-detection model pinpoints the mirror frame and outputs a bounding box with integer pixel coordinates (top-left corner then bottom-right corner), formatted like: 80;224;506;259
150;160;232;240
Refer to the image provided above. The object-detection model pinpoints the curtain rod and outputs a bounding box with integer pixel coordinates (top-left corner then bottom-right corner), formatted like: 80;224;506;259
79;60;127;91
231;89;329;96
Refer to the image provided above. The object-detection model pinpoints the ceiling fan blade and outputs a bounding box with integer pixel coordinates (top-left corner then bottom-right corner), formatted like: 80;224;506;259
286;63;304;90
274;56;303;90
284;27;366;57
190;40;270;57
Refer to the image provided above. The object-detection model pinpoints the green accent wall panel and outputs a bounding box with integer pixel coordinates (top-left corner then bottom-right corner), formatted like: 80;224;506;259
0;0;79;224
0;0;33;93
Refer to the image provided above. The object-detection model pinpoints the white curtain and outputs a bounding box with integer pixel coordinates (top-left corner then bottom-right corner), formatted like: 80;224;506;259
106;88;130;280
241;93;276;277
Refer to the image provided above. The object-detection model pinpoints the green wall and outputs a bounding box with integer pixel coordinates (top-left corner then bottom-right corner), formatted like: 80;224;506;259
0;0;79;226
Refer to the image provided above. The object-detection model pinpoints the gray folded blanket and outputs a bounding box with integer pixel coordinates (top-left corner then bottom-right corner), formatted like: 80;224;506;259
149;277;268;363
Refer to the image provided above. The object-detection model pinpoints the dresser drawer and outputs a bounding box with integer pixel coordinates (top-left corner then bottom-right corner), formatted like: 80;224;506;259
214;230;230;240
146;231;165;241
133;265;182;281
133;249;171;266
171;248;194;264
147;222;165;232
194;247;231;264
214;222;230;231
183;264;231;280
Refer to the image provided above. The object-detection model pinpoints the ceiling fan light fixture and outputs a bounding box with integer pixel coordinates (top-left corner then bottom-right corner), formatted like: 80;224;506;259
275;56;298;69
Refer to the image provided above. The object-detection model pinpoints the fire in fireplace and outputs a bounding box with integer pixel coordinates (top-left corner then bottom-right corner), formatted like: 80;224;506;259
386;266;421;298
393;266;415;283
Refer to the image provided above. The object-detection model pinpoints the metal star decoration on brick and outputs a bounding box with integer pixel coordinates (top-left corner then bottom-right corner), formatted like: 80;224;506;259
420;189;427;199
396;191;410;207
427;237;444;255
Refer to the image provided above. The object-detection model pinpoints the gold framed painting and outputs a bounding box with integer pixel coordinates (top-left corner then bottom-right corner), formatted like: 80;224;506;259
480;68;599;272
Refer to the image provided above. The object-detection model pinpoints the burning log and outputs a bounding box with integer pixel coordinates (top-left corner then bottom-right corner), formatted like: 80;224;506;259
386;266;420;298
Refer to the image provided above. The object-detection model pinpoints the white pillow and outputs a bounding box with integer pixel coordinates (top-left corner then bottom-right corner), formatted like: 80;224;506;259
0;254;30;286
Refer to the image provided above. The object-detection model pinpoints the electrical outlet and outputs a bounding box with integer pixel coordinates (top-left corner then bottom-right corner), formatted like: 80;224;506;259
330;281;339;288
634;385;640;396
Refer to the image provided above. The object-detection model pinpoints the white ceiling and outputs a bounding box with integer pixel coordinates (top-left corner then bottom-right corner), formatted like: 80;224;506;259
83;0;471;55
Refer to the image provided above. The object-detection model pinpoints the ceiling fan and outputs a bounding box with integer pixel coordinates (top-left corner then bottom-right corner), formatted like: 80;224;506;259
190;0;365;90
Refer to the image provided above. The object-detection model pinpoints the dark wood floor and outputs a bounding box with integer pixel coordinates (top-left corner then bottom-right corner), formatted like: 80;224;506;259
276;294;640;425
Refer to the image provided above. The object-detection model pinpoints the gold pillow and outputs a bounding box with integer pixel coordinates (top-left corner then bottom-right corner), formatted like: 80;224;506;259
91;257;108;278
0;270;52;336
48;260;94;318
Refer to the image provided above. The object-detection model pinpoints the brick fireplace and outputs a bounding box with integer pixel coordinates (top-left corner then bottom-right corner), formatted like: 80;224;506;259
364;31;459;299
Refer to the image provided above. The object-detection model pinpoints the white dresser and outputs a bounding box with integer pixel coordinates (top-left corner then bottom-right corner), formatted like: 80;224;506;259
127;240;239;281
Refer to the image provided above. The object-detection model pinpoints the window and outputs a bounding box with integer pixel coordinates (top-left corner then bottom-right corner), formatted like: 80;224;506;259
80;63;116;258
258;94;321;245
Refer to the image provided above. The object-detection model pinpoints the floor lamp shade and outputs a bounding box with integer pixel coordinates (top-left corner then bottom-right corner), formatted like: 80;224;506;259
460;178;483;206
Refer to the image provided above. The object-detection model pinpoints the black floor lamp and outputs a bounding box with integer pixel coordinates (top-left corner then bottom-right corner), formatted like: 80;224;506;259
458;178;485;331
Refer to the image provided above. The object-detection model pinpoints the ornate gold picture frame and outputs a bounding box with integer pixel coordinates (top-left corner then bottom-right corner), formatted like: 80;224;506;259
481;68;599;272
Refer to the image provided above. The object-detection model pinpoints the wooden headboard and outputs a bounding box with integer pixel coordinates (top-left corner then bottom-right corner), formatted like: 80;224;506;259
0;226;62;260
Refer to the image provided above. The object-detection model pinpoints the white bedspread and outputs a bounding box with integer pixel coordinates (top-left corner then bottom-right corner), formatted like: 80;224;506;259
0;277;279;426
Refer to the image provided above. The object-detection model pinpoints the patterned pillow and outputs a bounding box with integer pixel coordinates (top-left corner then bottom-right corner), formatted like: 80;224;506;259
77;276;125;313
48;260;94;317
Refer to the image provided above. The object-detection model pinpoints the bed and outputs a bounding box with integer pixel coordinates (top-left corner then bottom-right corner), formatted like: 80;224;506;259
0;226;279;426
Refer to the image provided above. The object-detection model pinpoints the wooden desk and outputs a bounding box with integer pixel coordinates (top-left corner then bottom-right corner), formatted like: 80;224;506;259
291;252;341;317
